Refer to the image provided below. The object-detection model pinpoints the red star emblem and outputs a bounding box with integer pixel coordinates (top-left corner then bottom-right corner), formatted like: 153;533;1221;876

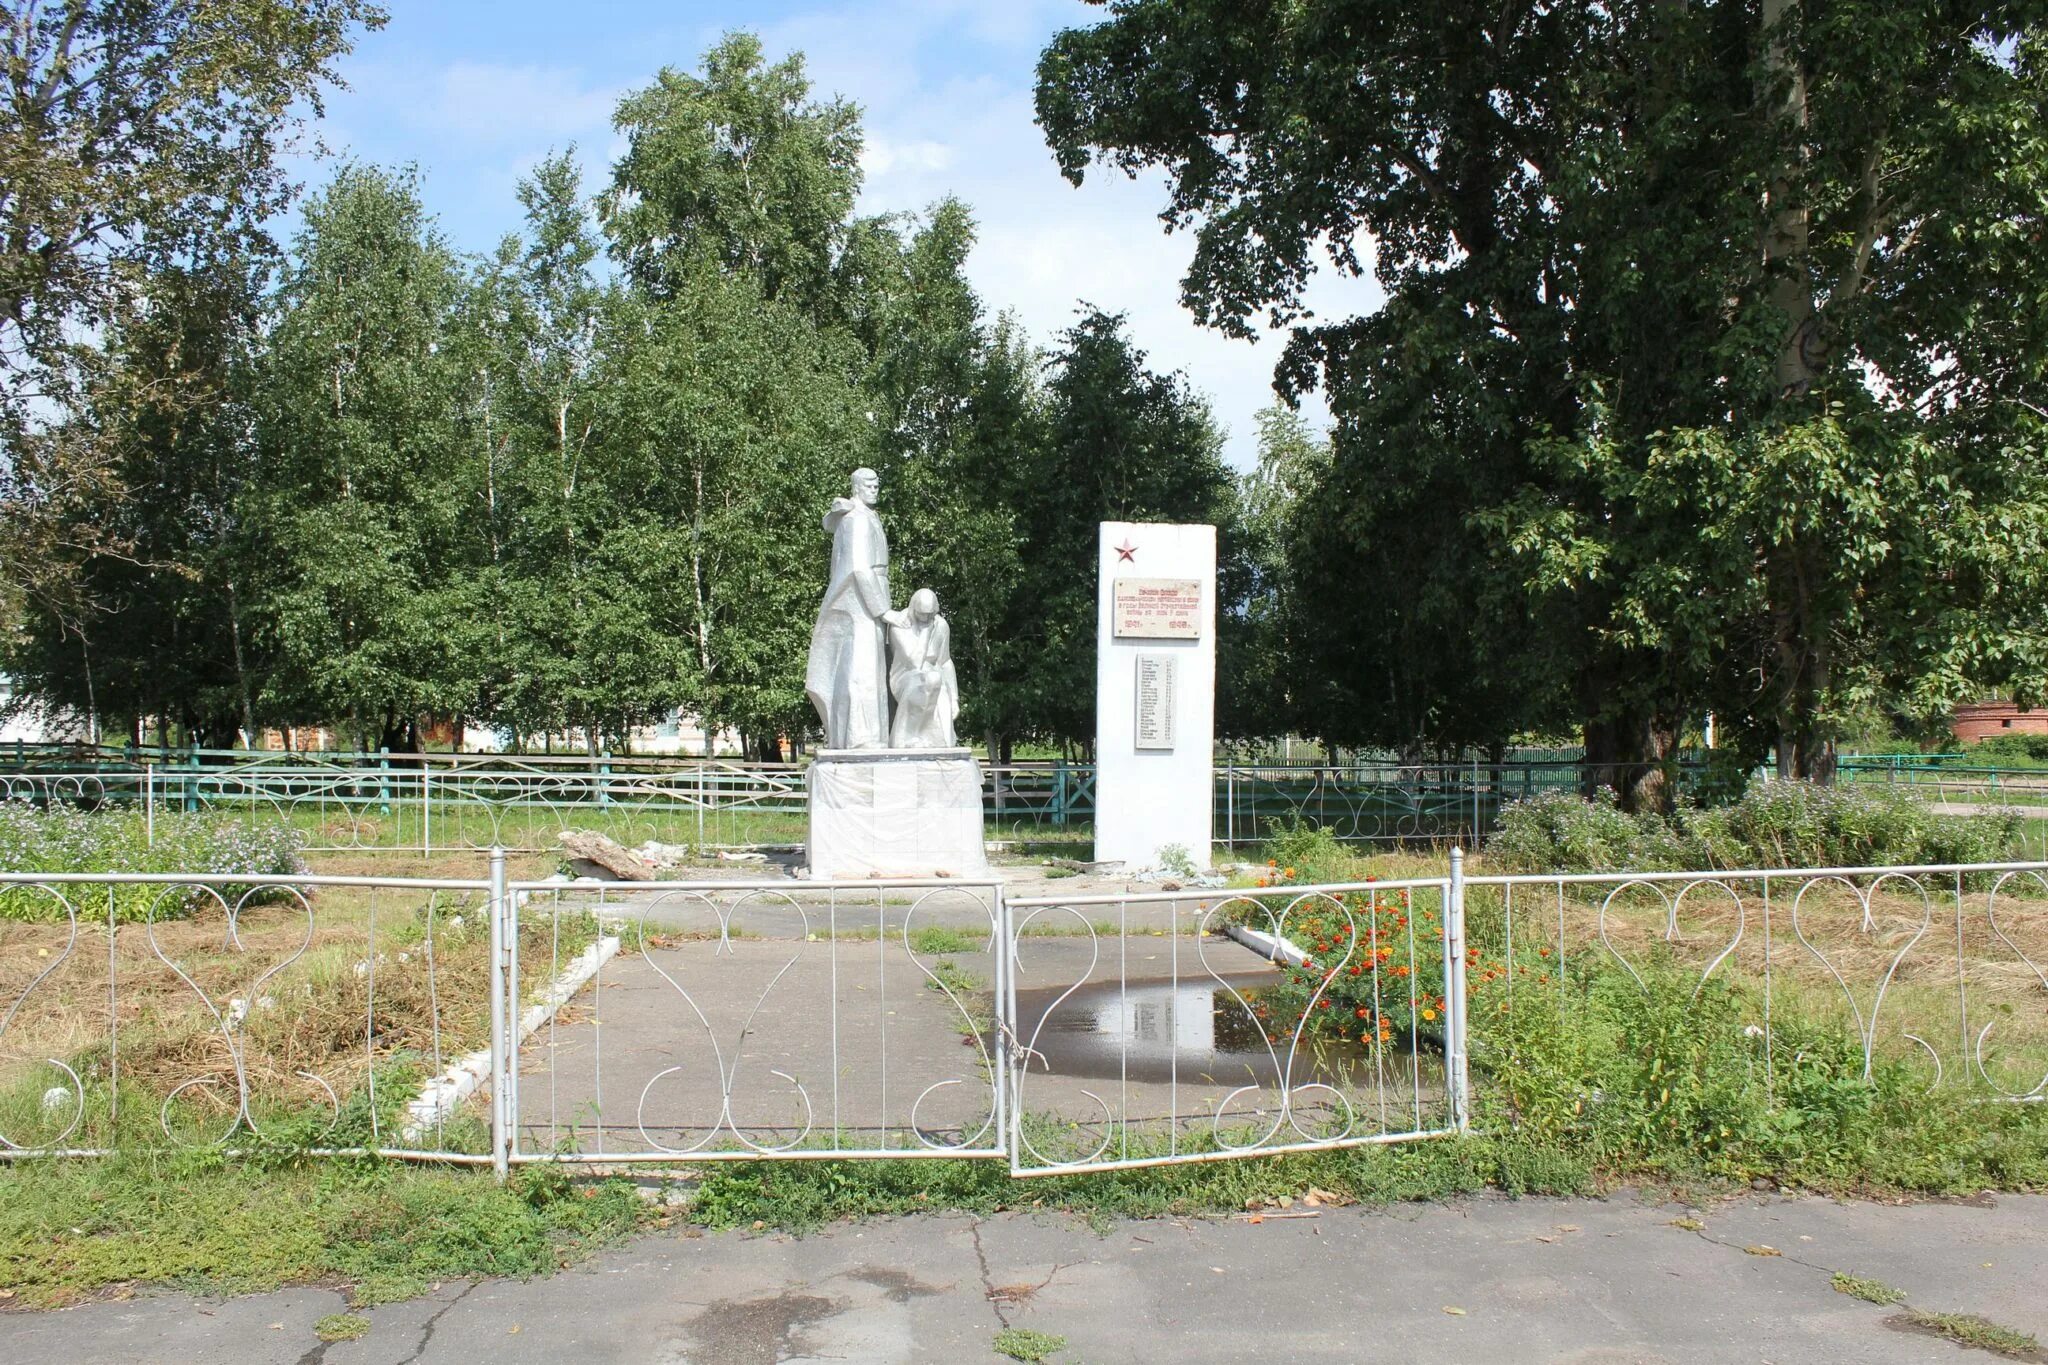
1113;539;1138;563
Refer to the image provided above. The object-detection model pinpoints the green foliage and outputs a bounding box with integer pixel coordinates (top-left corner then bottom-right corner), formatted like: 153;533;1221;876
993;308;1238;746
1258;816;1350;886
1155;842;1198;879
605;32;862;320
13;31;1201;762
688;964;2048;1231
1488;784;2023;873
6;261;273;743
907;924;985;955
0;1;386;617
1247;883;1481;1054
1962;733;2048;767
0;805;304;922
249;164;473;743
1219;408;1327;742
598;268;870;749
993;1328;1069;1362
1035;2;2048;781
1481;964;2048;1192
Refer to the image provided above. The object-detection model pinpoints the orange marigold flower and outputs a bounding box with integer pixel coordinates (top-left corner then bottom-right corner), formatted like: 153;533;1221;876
1422;1008;1437;1022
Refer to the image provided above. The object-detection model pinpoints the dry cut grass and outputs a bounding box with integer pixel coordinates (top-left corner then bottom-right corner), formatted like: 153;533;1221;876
0;851;566;1147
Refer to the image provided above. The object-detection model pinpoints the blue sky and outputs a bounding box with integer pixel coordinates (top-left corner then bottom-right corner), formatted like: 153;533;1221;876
301;0;1376;467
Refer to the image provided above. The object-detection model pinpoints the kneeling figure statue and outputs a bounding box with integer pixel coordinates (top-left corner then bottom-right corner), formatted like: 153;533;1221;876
882;589;958;749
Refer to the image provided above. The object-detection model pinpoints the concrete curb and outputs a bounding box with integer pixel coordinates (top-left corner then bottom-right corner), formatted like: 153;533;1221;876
1225;921;1309;967
400;923;622;1142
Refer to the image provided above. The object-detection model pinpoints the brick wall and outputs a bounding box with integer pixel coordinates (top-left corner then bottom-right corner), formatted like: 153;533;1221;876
1952;701;2048;743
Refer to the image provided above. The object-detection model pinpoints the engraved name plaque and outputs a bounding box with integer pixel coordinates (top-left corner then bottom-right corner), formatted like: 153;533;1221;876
1113;578;1203;640
1134;653;1177;750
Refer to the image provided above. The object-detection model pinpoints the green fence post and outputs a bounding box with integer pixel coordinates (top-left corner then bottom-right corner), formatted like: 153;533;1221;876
184;742;198;813
378;748;391;816
1052;758;1068;827
598;750;612;809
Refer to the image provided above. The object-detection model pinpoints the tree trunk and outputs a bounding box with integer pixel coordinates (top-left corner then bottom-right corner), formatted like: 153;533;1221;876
225;579;255;747
1583;709;1679;813
1761;0;1817;399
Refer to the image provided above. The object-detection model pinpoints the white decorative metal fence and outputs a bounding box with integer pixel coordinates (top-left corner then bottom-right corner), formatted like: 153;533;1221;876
1;854;2040;1176
496;871;1010;1168
1000;864;1471;1176
1460;862;2048;1105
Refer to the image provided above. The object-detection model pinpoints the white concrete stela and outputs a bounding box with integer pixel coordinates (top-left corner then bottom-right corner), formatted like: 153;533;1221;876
1094;521;1218;872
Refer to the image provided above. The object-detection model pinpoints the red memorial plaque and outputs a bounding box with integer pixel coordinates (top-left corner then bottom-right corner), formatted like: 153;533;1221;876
1112;577;1203;640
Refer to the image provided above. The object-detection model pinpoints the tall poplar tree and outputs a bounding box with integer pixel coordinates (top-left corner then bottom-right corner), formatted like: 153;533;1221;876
248;165;470;750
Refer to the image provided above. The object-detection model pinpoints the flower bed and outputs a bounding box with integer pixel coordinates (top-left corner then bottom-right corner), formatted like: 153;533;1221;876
0;802;305;922
1240;879;1506;1052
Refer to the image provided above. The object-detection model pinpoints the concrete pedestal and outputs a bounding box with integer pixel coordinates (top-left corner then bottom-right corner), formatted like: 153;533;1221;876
805;748;989;879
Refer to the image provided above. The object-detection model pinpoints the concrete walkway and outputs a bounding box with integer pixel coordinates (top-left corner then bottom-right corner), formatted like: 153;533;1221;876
5;1191;2044;1363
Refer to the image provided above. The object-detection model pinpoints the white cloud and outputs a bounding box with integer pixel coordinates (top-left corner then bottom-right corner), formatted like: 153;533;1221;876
422;62;621;144
844;68;1377;466
861;135;955;179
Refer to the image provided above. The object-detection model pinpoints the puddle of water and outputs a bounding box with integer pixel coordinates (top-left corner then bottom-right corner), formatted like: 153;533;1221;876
1009;972;1415;1086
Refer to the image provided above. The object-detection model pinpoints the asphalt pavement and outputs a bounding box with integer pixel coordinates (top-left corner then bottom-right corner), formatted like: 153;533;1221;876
3;1190;2043;1363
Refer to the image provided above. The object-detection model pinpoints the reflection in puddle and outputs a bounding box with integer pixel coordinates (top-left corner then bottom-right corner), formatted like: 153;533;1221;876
1011;971;1413;1086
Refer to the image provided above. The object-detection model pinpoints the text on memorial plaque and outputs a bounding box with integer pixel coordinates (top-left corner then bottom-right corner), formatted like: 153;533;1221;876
1113;577;1203;640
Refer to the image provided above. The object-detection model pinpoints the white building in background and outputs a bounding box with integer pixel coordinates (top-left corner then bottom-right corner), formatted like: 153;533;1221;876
0;677;89;745
457;709;745;757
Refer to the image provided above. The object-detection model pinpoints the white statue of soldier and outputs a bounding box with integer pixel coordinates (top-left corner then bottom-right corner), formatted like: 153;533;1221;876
805;468;892;749
882;589;959;748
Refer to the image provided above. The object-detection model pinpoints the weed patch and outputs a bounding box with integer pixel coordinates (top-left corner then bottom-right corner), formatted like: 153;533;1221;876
0;805;305;922
1488;783;2024;873
1832;1273;1906;1305
994;1326;1069;1361
908;924;987;955
314;1312;371;1341
1894;1310;2042;1359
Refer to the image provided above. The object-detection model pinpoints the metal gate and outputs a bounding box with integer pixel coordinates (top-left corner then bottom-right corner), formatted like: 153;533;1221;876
485;853;1470;1176
1000;859;1470;1176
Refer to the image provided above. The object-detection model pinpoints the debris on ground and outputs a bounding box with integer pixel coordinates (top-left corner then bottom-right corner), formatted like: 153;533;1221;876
558;830;653;881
